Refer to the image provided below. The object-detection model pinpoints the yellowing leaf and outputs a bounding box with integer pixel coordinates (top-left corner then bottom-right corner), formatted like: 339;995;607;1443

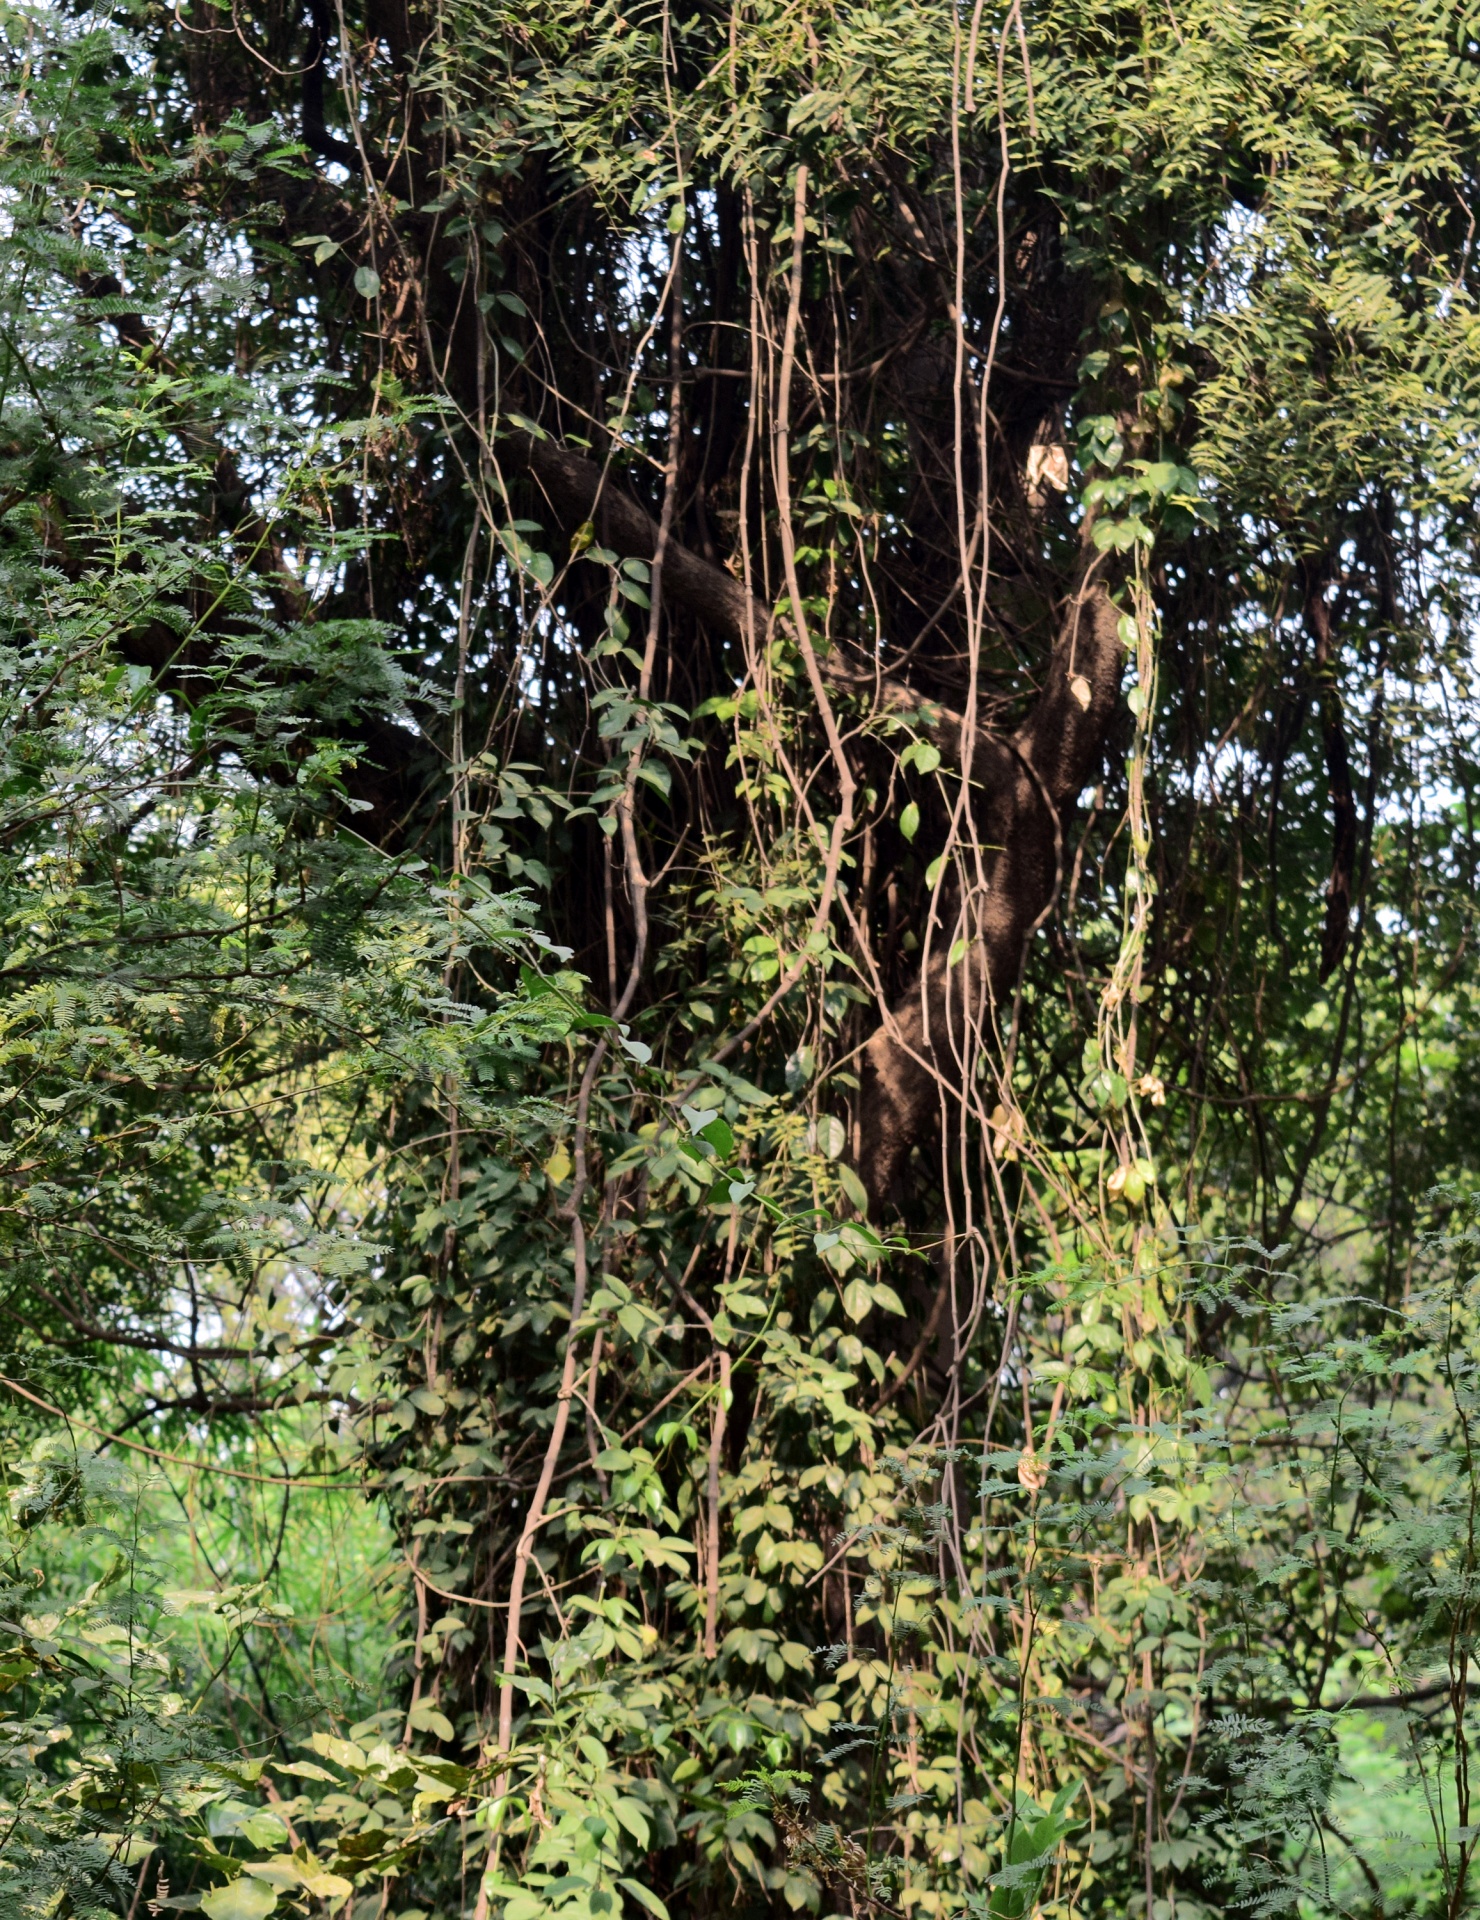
407;1699;455;1741
301;1872;354;1901
201;1881;277;1920
308;1732;367;1772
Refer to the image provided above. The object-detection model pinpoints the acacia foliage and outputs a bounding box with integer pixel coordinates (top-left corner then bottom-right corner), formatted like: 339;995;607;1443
2;0;1480;1918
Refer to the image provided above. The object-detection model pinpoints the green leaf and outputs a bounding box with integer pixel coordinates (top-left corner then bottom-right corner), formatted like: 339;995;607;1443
308;1733;367;1772
842;1279;872;1321
407;1698;455;1740
614;1796;652;1848
636;760;672;799
838;1163;870;1214
201;1883;277;1920
899;800;920;842
901;740;941;775
299;1870;354;1901
617;1302;650;1340
618;1879;670;1920
353;265;381;300
241;1813;288;1850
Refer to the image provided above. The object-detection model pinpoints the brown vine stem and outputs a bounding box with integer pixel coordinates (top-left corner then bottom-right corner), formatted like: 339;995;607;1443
488;219;688;1816
400;1541;430;1748
489;1041;604;1780
690;167;857;1084
614;226;686;1024
773;165;857;884
703;1350;731;1659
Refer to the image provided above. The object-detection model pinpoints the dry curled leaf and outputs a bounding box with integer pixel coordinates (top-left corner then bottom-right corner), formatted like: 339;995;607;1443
1025;441;1070;498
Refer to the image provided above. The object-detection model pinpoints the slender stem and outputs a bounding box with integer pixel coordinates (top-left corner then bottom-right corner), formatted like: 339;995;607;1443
703;1350;730;1659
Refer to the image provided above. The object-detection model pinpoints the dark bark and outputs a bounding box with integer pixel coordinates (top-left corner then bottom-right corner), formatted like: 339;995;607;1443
1302;565;1358;982
857;570;1124;1210
510;431;768;648
302;0;366;174
502;431;1128;1210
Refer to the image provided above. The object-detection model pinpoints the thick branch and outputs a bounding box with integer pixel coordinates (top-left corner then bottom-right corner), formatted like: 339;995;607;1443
509;430;768;646
303;0;369;174
506;430;1127;1212
857;571;1125;1210
508;429;955;732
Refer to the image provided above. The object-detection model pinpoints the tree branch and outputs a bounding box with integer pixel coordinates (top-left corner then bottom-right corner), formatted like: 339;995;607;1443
1302;565;1358;982
857;568;1124;1209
